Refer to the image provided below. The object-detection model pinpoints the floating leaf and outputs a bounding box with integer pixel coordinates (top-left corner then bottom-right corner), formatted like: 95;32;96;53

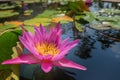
0;10;19;18
75;15;85;20
83;11;95;22
0;3;15;10
52;15;73;23
75;22;83;32
99;8;120;14
24;25;35;33
0;30;21;79
9;42;23;80
90;22;111;30
109;21;120;30
0;23;3;27
0;30;21;68
0;24;16;34
96;16;120;22
4;21;23;27
24;9;73;26
0;21;22;34
24;18;51;26
24;10;33;16
36;10;57;18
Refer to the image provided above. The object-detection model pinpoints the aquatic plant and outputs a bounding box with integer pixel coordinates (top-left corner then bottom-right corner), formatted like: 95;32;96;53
83;9;120;30
0;10;19;18
0;3;16;10
2;22;87;73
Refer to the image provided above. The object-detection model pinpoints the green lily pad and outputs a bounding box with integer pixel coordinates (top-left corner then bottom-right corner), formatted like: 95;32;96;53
24;18;51;26
99;8;120;14
96;16;120;22
75;15;85;20
24;10;33;16
0;30;21;70
0;3;16;10
90;22;111;30
0;10;19;18
36;10;57;18
109;21;120;30
9;42;24;80
75;22;83;32
0;21;22;34
83;11;95;22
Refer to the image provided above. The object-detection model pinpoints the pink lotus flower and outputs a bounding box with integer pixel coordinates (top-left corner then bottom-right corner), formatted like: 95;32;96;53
85;0;92;7
2;22;87;73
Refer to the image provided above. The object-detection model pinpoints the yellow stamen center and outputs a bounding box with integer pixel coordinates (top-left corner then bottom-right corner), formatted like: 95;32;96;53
35;42;59;57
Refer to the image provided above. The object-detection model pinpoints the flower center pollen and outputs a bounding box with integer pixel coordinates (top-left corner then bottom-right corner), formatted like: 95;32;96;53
35;43;59;57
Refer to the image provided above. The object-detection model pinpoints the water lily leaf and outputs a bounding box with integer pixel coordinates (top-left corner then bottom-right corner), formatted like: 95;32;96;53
75;22;83;32
9;42;23;80
24;10;33;16
0;3;15;10
0;30;21;79
75;15;85;20
52;15;73;23
109;21;120;30
4;21;23;27
92;8;120;23
83;11;95;22
36;10;57;18
96;16;119;22
0;23;3;27
24;25;35;33
0;30;21;70
0;21;22;34
0;42;23;80
24;18;51;26
0;10;19;18
90;22;111;30
99;8;120;14
24;0;42;3
24;9;73;26
0;25;16;35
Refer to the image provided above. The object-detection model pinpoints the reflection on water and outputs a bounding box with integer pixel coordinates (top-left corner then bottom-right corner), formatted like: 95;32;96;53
32;67;75;80
96;29;120;49
111;43;120;59
75;25;96;59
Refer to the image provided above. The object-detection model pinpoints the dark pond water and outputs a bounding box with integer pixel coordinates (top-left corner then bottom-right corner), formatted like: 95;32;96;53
18;1;120;80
